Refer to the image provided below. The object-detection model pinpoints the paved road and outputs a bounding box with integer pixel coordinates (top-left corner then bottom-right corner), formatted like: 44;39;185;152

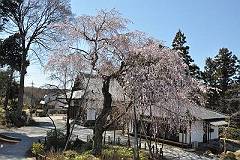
0;116;60;160
0;116;218;160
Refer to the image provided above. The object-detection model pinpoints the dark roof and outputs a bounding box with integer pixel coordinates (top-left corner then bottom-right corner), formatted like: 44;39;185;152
81;77;226;120
85;77;129;102
180;105;226;120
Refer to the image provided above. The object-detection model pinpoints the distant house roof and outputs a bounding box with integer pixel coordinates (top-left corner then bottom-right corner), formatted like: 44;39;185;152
84;77;129;102
58;90;84;100
40;100;45;105
66;90;84;99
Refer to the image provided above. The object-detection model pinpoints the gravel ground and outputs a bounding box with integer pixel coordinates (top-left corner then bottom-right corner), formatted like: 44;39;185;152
0;116;218;160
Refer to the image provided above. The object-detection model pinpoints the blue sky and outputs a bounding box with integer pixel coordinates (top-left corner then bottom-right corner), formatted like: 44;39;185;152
26;0;240;87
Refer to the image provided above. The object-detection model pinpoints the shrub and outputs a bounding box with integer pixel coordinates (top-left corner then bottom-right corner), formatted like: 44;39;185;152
31;142;44;155
220;127;240;140
235;150;240;157
227;128;240;140
46;129;65;149
64;150;78;159
75;154;99;160
102;146;148;160
0;107;6;125
46;150;66;160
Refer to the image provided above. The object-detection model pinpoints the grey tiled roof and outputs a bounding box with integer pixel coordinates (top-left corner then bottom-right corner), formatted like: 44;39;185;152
84;77;129;102
180;105;226;120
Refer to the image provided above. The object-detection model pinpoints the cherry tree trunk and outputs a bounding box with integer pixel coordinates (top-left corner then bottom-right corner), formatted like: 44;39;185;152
66;104;71;144
92;76;112;156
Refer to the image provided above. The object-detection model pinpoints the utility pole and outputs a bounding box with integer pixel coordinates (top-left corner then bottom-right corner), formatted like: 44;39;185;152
30;81;34;118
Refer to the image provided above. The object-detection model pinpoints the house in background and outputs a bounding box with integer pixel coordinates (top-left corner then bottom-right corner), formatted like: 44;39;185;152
39;93;67;115
80;77;130;126
39;76;129;126
39;75;227;148
39;90;84;115
133;104;227;148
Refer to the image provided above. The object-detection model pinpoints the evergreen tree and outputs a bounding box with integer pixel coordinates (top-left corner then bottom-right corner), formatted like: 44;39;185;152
172;30;201;79
234;59;240;84
0;33;23;70
203;48;239;114
0;33;22;122
214;48;238;94
203;57;217;86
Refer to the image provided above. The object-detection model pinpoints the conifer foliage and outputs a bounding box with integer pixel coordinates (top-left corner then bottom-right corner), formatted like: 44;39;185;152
172;30;201;79
203;48;239;114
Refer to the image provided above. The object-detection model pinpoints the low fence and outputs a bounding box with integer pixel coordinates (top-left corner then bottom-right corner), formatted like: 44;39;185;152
86;134;164;159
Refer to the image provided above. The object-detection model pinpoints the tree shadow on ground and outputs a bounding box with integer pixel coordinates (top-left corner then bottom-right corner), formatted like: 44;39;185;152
0;132;45;159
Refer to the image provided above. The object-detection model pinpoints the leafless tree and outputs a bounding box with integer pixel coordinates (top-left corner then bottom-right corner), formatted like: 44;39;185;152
45;49;86;144
0;0;71;121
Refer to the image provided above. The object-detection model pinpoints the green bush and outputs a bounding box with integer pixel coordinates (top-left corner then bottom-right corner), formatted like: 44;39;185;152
0;107;6;125
227;128;240;140
74;154;99;160
46;129;65;149
102;146;148;160
64;150;79;159
46;151;66;160
45;146;148;160
220;127;240;140
32;142;44;155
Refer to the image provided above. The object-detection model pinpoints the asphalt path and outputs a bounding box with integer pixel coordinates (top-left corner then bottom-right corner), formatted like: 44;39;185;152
0;116;217;160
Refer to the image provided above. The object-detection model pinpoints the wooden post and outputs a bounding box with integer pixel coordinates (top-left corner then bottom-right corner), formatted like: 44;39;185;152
117;137;121;145
133;105;139;160
103;131;106;145
108;136;111;144
87;135;89;142
127;122;131;147
160;148;163;159
189;121;192;147
113;129;116;144
181;132;184;148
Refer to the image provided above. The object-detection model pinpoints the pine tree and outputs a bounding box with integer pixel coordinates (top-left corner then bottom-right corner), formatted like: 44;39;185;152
203;48;239;114
203;57;220;110
203;57;217;86
214;48;238;94
172;30;201;79
234;59;240;84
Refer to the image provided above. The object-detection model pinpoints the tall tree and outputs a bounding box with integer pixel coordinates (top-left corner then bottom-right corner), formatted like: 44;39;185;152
54;9;149;155
55;10;203;157
0;0;71;120
203;48;239;113
121;43;201;159
236;59;240;84
0;33;22;70
0;33;22;123
215;48;238;94
172;30;201;79
202;57;220;110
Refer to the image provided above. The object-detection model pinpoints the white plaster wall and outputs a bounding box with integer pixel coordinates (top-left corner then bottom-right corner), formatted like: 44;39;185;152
191;120;204;143
179;133;190;143
87;109;96;120
210;126;219;140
